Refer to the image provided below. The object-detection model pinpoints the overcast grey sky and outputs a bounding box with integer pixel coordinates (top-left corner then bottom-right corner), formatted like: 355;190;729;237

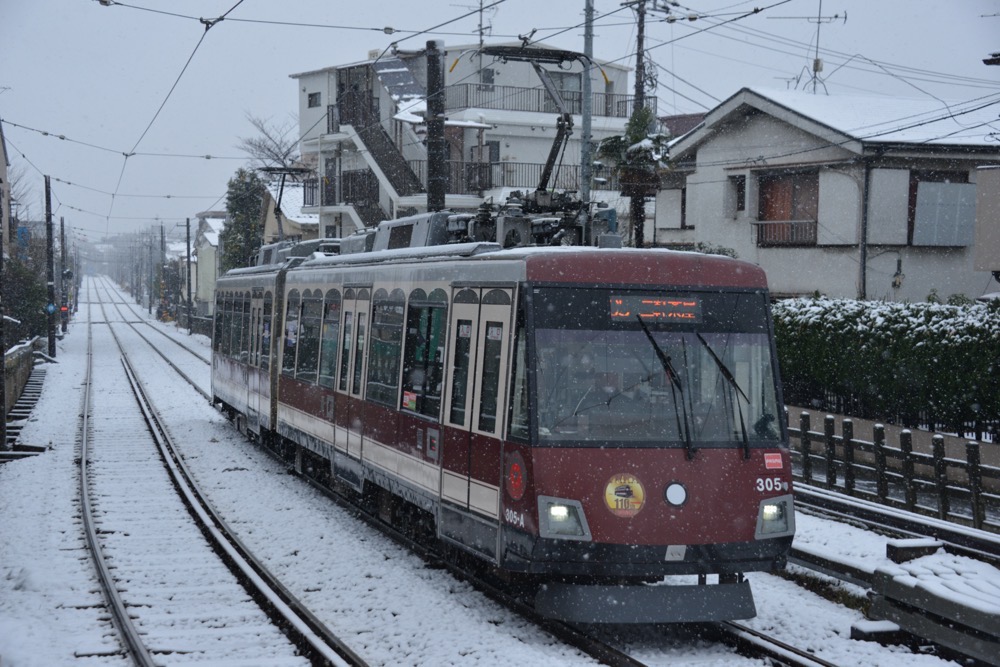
2;0;997;242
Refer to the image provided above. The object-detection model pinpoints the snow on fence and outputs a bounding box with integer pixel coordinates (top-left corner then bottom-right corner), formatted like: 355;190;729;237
789;412;999;533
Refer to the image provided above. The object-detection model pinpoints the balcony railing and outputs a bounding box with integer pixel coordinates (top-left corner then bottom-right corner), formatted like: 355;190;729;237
444;84;656;119
304;161;622;208
407;160;620;195
752;220;818;247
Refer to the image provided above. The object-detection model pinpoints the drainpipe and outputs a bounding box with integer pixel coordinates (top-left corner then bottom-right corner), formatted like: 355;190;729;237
859;159;872;300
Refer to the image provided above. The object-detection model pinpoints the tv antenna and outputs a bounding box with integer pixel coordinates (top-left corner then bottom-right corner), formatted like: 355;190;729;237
769;0;847;93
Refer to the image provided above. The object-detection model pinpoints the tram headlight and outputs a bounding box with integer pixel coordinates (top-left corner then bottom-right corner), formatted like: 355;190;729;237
538;496;592;541
754;494;794;539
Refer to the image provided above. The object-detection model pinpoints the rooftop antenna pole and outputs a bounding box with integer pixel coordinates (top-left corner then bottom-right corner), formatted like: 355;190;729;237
812;0;822;93
768;0;847;93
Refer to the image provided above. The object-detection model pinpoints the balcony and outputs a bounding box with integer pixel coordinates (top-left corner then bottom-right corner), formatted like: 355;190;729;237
407;160;621;195
443;84;656;119
751;220;818;247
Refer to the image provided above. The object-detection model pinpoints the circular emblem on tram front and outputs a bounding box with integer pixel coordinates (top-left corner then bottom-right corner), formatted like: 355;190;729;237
604;474;646;517
506;452;526;501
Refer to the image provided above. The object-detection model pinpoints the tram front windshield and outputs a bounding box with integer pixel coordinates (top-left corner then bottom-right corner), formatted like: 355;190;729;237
530;288;781;447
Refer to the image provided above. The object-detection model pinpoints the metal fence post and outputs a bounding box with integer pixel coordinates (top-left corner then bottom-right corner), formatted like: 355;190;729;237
843;419;855;496
800;412;812;483
874;424;888;502
900;429;916;511
966;442;984;530
824;415;837;489
932;435;949;520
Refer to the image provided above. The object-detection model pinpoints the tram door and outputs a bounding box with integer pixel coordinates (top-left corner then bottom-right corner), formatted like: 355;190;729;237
440;286;513;560
338;287;370;465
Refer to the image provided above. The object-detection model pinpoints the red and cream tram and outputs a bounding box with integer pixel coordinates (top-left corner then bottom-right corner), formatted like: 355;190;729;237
212;212;794;623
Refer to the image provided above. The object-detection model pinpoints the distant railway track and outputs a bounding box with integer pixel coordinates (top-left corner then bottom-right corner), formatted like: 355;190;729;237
93;278;211;400
78;278;366;666
95;276;211;367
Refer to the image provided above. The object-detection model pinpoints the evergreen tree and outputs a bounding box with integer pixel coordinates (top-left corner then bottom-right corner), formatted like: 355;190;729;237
220;168;266;272
596;106;669;247
2;259;48;350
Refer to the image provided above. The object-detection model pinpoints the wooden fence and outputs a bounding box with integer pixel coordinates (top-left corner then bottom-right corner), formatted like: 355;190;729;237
789;412;999;533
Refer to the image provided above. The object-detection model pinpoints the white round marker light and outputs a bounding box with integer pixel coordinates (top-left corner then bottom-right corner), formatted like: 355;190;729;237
664;482;687;506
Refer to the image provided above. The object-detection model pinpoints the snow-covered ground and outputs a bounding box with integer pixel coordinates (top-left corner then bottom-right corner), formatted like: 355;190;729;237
2;280;993;666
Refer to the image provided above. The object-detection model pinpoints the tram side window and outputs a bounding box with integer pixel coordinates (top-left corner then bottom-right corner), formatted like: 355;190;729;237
338;312;354;392
240;293;251;361
222;296;235;357
401;300;446;419
250;307;259;366
508;320;529;440
318;290;341;388
213;295;224;352
231;296;244;359
352;312;367;395
449;319;473;425
366;294;404;406
477;321;504;433
261;293;273;371
282;290;301;376
296;291;322;383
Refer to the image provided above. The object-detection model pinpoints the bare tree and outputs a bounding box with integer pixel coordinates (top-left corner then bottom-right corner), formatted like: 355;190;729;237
236;113;300;171
7;160;36;222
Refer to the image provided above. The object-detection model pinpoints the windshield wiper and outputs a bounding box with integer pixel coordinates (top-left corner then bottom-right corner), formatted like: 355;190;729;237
636;316;694;459
696;333;751;459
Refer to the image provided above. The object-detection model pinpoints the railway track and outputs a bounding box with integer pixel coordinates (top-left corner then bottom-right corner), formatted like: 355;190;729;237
96;276;211;367
79;279;364;666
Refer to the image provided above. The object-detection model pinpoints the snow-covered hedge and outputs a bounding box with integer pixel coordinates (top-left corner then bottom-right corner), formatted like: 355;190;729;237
772;297;1000;429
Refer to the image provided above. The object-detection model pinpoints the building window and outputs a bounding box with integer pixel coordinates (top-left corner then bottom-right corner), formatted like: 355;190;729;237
756;171;818;246
486;140;500;163
908;170;973;246
480;67;495;87
307;92;321;108
680;187;690;230
733;175;746;212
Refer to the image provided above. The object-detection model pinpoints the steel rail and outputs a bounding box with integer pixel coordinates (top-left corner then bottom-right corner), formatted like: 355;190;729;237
96;279;211;401
80;297;158;666
103;295;365;667
719;621;843;667
97;276;211;366
795;484;1000;567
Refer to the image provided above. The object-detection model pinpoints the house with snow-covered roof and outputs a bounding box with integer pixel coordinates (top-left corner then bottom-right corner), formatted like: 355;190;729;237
654;87;1000;302
289;41;646;237
193;211;227;316
261;179;320;244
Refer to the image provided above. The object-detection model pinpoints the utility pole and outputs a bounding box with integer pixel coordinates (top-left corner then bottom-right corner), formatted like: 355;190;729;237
45;176;56;357
148;231;153;315
186;217;193;335
633;0;646;115
426;40;447;212
60;217;67;333
1;175;6;450
580;0;594;245
160;224;165;317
